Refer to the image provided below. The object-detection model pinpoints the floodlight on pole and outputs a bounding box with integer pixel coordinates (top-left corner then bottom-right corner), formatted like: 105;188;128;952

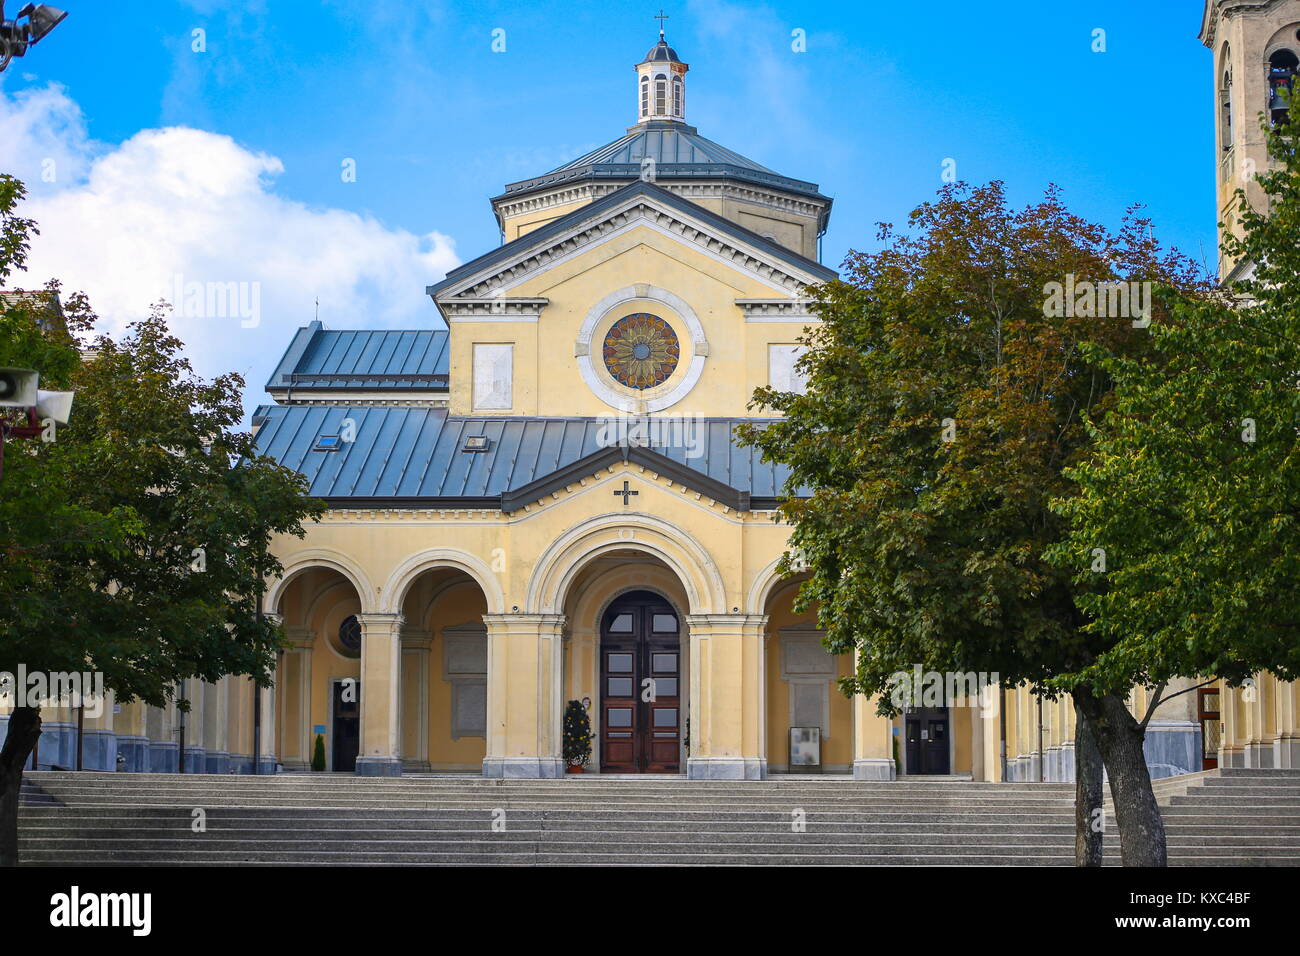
0;3;67;72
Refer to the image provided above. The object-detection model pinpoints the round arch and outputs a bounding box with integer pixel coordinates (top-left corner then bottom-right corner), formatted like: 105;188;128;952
746;555;813;615
265;548;378;615
381;548;507;616
527;514;725;615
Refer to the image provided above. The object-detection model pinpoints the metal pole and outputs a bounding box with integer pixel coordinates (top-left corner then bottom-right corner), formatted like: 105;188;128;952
998;689;1007;782
177;682;186;774
75;703;83;771
253;554;263;775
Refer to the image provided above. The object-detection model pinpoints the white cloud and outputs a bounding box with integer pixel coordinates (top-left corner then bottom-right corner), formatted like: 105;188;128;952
2;83;459;407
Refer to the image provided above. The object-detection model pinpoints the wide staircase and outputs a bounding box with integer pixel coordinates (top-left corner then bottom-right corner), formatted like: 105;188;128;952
16;768;1300;865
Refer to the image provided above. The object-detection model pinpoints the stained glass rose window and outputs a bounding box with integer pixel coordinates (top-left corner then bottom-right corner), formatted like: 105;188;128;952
602;313;680;389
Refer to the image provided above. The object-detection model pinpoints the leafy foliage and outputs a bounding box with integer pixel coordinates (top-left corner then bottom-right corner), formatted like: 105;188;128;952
738;181;1209;710
1049;106;1300;693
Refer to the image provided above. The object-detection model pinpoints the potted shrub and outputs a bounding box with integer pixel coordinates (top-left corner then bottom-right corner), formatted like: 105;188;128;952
563;699;593;773
311;734;326;772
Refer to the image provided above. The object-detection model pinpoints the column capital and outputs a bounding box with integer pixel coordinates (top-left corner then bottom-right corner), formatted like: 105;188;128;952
685;613;768;634
357;612;405;631
482;613;566;634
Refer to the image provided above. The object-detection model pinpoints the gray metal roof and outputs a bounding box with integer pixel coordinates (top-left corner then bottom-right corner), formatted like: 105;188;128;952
266;321;449;392
251;404;802;508
642;37;682;63
497;121;829;205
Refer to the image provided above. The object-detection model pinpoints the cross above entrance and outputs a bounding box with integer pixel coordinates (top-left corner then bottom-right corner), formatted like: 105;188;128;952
613;480;639;507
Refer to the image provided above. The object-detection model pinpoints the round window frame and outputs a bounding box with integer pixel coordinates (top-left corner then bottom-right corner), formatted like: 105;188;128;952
577;285;707;412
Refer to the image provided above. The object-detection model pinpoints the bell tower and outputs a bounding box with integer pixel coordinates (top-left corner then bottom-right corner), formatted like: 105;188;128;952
635;17;688;125
1201;0;1300;281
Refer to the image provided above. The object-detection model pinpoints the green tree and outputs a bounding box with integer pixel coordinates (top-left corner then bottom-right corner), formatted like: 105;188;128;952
1048;103;1300;826
739;181;1208;866
0;175;324;866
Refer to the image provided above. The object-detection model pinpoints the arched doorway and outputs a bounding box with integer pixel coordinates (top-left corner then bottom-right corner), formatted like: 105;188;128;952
598;590;682;773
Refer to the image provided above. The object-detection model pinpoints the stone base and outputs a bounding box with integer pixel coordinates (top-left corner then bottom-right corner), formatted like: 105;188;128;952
354;756;404;777
35;721;76;769
1144;720;1201;778
482;756;564;779
1221;748;1247;768
852;758;896;781
225;754;278;774
1057;743;1076;783
116;735;150;772
79;729;118;772
1244;740;1276;769
181;746;206;773
204;751;230;775
148;740;179;773
686;757;766;780
1275;736;1300;769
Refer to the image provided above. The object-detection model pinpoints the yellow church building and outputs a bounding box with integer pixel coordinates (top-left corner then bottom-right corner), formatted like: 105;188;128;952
11;10;1300;785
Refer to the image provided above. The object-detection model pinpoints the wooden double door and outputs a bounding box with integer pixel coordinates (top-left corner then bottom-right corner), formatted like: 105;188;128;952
599;592;682;773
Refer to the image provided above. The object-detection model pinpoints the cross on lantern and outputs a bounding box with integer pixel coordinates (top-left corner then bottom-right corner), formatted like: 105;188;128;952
613;480;639;507
655;10;669;35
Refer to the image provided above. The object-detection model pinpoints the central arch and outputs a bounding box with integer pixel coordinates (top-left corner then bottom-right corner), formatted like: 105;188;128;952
527;513;725;615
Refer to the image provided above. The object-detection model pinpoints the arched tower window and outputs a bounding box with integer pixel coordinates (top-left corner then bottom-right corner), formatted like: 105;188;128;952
1269;48;1298;125
672;76;682;117
1221;60;1234;150
640;75;649;118
655;75;666;115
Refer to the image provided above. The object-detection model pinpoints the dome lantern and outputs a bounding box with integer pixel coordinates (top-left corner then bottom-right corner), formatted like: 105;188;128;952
635;14;688;124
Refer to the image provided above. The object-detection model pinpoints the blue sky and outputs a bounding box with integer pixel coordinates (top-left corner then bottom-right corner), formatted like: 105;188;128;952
0;0;1218;406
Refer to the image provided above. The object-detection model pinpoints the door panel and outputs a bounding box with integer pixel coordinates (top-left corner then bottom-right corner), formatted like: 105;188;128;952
600;592;680;773
904;708;949;775
332;681;360;772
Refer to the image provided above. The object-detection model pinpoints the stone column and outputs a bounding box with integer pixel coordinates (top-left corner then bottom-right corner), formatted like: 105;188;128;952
115;700;149;772
203;679;229;774
1276;679;1300;769
1244;672;1276;768
685;614;767;780
978;686;1004;782
482;613;565;778
400;627;432;772
355;612;404;776
1220;684;1246;768
180;678;206;773
278;626;314;770
851;671;896;781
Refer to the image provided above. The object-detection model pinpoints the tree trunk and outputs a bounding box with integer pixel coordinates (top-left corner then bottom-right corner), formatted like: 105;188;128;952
1073;695;1104;866
1076;688;1167;867
0;705;42;867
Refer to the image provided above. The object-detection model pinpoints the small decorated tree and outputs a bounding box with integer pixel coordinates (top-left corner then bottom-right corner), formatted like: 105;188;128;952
563;700;593;772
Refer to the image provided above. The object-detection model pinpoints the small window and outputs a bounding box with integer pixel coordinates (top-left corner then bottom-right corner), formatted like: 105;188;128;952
608;613;633;633
655;76;666;114
640;76;649;117
769;344;810;395
462;435;491;452
672;77;682;116
472;343;513;410
313;435;342;452
338;615;362;655
652;613;677;633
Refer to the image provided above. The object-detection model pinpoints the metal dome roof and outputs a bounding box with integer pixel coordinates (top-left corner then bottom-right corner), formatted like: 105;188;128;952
643;37;682;63
496;121;827;204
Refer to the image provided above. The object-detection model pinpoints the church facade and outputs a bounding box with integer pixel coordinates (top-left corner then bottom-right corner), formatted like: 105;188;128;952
10;10;1300;782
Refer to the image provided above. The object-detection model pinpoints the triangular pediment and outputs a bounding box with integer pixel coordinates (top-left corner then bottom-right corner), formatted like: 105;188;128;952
428;181;836;311
500;443;756;514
